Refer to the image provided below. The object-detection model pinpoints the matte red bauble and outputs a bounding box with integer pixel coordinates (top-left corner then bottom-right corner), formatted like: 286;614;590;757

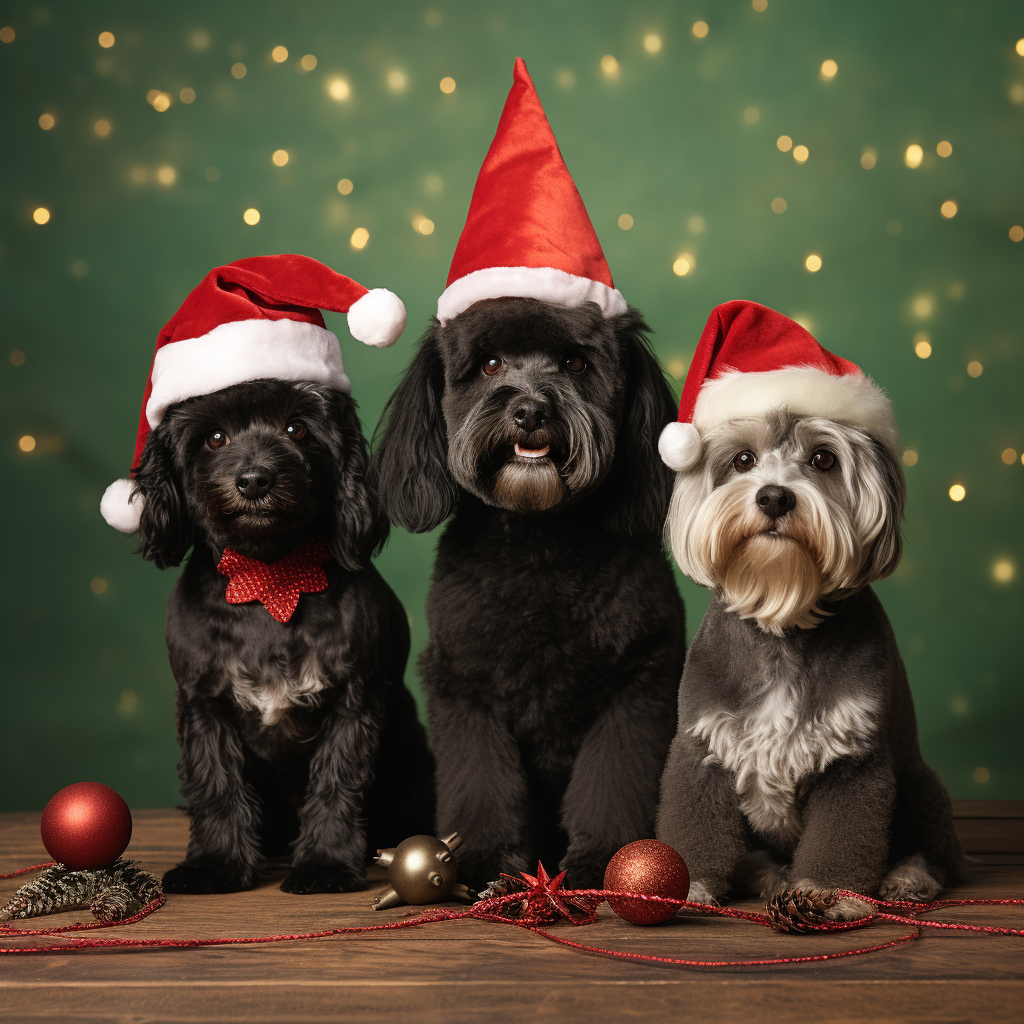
603;839;690;925
40;782;133;870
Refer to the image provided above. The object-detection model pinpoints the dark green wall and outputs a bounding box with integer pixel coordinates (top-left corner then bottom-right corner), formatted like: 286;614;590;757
2;0;1021;812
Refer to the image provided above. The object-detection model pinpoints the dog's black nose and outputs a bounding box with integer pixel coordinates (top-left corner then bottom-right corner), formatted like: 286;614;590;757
236;469;276;500
513;398;550;433
756;485;796;520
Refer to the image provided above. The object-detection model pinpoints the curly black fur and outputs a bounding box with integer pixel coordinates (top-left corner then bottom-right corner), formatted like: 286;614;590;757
371;298;686;888
131;379;434;894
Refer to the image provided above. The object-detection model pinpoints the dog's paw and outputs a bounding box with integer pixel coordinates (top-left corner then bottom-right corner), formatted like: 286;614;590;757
162;860;255;894
878;854;943;903
822;896;875;922
685;880;720;907
281;864;366;894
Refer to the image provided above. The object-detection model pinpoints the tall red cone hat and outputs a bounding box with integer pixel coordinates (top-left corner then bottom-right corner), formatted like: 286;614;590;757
437;57;626;323
658;301;899;473
101;254;406;533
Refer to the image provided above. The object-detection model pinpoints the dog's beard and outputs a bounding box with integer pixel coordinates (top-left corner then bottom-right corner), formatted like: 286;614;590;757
200;477;313;539
490;459;567;513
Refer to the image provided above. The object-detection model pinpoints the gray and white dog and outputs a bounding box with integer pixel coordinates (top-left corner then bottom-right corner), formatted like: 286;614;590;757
655;301;965;918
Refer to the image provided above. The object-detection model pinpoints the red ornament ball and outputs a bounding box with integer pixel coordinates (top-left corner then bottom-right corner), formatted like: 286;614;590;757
603;839;690;926
40;782;133;870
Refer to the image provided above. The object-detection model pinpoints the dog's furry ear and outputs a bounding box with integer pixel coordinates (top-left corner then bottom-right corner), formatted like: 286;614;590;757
602;308;678;537
329;395;388;571
134;423;194;569
855;440;907;586
370;326;457;533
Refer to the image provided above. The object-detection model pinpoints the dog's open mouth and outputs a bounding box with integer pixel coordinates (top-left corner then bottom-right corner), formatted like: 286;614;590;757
514;443;550;460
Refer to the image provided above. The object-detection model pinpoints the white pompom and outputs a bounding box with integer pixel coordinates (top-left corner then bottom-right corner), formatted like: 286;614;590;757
347;288;407;348
101;478;143;533
658;422;702;472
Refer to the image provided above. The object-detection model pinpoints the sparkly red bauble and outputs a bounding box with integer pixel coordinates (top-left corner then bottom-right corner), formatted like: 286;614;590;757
40;782;133;870
603;839;690;925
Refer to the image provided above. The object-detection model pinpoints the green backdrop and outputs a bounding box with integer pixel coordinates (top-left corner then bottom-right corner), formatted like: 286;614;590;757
2;0;1021;812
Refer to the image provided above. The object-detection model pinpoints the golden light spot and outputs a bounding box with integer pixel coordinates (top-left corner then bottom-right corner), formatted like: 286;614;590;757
439;76;456;94
912;295;933;318
10;350;25;366
666;357;687;378
94;119;111;136
600;54;620;77
860;147;877;169
271;45;289;63
940;200;958;219
804;253;822;272
902;449;919;467
793;144;809;163
272;149;289;166
18;435;36;452
618;213;634;230
151;92;171;112
180;87;196;104
820;59;838;79
146;89;161;104
1001;448;1017;465
993;559;1015;584
32;207;50;225
0;26;14;43
692;21;709;39
904;143;923;168
643;33;662;54
231;62;247;79
1010;84;1024;104
90;577;107;594
189;30;210;51
672;255;692;276
950;695;970;716
743;106;760;124
425;9;442;26
914;334;932;359
337;178;353;195
1010;225;1024;242
936;140;952;158
300;54;317;72
948;483;966;502
777;134;792;152
350;227;370;250
71;260;88;278
129;166;149;184
243;208;260;225
98;31;115;48
424;173;443;194
156;165;176;186
205;167;221;183
973;767;990;784
771;197;787;214
967;360;983;378
948;280;965;299
688;215;705;233
327;77;350;101
38;113;55;130
1017;38;1024;56
120;689;137;712
556;69;576;89
752;0;767;11
419;218;435;235
387;69;407;92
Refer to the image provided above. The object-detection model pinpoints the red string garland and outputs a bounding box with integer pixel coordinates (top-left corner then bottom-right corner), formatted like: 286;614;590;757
1;864;1021;968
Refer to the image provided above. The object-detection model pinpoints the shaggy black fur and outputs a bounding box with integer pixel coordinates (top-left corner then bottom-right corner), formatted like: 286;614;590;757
371;298;686;889
132;379;434;894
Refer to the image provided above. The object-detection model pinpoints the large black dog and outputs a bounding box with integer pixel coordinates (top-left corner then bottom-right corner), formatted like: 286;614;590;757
371;297;686;888
133;379;434;894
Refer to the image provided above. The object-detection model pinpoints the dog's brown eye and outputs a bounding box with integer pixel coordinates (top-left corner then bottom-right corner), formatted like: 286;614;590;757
733;451;756;472
285;421;307;441
207;430;230;450
811;449;836;471
482;356;503;376
564;356;586;373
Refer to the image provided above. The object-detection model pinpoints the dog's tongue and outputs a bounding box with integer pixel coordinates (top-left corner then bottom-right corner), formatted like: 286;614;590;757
514;443;550;459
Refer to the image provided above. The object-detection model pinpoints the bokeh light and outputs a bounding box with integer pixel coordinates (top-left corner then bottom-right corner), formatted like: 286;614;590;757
300;54;317;72
1009;225;1024;242
18;435;36;452
440;76;456;94
672;255;693;276
743;106;760;124
94;119;111;136
914;332;932;358
271;45;288;63
771;197;787;214
350;227;369;249
949;484;966;502
937;140;953;157
9;350;26;367
150;91;171;112
32;207;50;225
327;77;350;101
0;26;14;43
600;55;620;77
643;33;662;54
156;165;176;186
387;69;408;92
804;253;822;272
992;559;1015;584
777;135;792;152
1016;38;1024;56
90;578;107;594
752;0;767;10
912;295;933;318
98;31;115;48
967;360;983;377
861;148;877;169
243;207;260;225
1000;448;1017;465
974;767;991;784
556;69;576;89
692;21;709;38
337;178;353;195
793;144;809;163
940;200;958;219
904;144;924;168
413;216;435;235
272;149;289;166
180;88;195;104
688;215;705;233
903;449;919;466
618;213;634;230
38;113;55;130
820;59;838;78
1008;84;1024;103
231;63;247;79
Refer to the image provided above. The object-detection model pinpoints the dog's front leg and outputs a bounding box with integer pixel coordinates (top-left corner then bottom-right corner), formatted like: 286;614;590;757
282;705;380;894
431;699;529;889
162;695;263;894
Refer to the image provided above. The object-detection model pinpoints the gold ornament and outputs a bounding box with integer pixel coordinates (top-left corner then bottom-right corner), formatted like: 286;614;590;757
371;832;476;910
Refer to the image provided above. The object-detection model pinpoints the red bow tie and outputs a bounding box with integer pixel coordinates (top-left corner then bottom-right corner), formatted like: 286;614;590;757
217;540;333;623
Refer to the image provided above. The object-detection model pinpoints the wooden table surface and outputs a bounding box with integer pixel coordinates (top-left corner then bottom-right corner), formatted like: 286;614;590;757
1;804;1022;1024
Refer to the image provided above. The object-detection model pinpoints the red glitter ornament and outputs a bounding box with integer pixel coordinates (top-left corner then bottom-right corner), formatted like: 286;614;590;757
40;783;133;870
603;839;690;925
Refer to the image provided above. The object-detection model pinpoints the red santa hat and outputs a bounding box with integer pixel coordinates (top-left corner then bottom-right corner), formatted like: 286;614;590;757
658;300;899;472
437;57;626;324
101;254;406;533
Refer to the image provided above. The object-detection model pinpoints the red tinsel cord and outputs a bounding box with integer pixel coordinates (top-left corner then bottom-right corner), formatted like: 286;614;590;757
1;875;1021;967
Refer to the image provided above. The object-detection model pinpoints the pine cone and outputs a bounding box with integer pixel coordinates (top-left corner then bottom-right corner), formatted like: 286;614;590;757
765;887;840;933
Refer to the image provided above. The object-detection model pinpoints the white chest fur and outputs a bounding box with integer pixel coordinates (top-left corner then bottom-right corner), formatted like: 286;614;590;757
691;686;877;842
226;653;328;728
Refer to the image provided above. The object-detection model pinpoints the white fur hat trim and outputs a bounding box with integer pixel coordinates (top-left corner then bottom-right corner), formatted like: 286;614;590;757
658;421;702;472
347;288;406;347
101;478;143;533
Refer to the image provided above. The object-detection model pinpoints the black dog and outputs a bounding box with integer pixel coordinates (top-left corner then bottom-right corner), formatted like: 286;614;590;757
132;379;434;894
371;297;686;889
